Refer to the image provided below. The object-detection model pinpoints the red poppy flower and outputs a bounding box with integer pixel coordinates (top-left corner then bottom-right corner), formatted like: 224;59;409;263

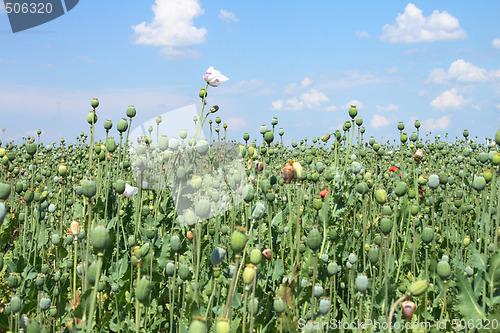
399;173;402;179
320;189;329;198
389;166;398;173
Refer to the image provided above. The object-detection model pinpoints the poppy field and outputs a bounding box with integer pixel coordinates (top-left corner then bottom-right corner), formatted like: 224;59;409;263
0;67;499;333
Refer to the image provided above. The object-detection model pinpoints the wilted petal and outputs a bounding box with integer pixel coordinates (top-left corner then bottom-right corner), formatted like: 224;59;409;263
124;183;138;198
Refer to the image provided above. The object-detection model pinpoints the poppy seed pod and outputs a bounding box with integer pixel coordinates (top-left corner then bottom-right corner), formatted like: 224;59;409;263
91;225;110;252
87;111;97;125
409;280;428;297
355;274;369;293
231;226;247;253
242;264;256;285
91;98;99;109
307;227;321;252
126;105;136;118
348;105;358;119
189;316;207;333
70;220;80;237
136;276;152;304
215;318;230;333
273;297;286;314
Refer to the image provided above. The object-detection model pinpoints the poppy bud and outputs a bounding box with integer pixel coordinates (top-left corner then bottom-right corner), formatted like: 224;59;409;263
402;300;416;321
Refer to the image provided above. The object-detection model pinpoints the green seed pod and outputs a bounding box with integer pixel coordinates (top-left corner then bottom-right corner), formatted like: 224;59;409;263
380;217;393;235
140;242;150;258
273;297;286;314
87;110;97;124
348;105;358;119
8;272;21;289
327;262;338;276
195;198;211;220
350;161;362;174
87;262;99;286
145;226;156;240
0;202;5;225
215;318;230;333
250;248;262;265
231;226;247;254
81;178;97;198
381;205;392;216
465;266;474;277
54;271;61;282
374;189;388;205
179;264;190;281
165;261;175;277
51;233;60;246
307;227;321;252
394;181;408;197
312;195;323;211
242;264;256;285
210;247;226;267
189;316;207;333
105;137;117;153
355;274;369;293
356;182;369;195
368;246;379;265
421;227;434;244
0;182;11;200
170;235;181;253
136;276;152;304
471;176;486;191
36;272;46;287
428;174;440;190
409;280;428;297
39;296;51;311
127;235;136;247
251;202;266;220
411;204;419;216
437;260;451;280
248;297;260;314
11;295;21;313
126;105;136;118
313;284;324;298
91;225;110;252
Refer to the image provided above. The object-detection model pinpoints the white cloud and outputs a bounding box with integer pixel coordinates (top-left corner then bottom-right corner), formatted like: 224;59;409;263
225;117;246;129
355;31;370;38
284;83;298;94
493;38;500;49
271;89;329;111
380;3;466;43
370;114;391;128
385;67;400;74
131;0;207;59
428;59;498;83
422;115;451;130
301;77;312;88
324;105;338;112
302;89;329;109
75;55;95;64
219;9;238;23
431;88;470;109
341;100;364;110
376;104;399;112
497;104;500;109
271;99;284;110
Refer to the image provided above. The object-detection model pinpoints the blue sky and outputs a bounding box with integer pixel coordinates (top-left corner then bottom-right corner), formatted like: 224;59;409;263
1;1;499;146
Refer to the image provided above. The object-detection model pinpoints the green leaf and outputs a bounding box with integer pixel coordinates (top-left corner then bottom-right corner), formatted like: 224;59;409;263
487;250;500;289
471;248;487;272
272;258;284;282
271;210;282;227
455;269;486;321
